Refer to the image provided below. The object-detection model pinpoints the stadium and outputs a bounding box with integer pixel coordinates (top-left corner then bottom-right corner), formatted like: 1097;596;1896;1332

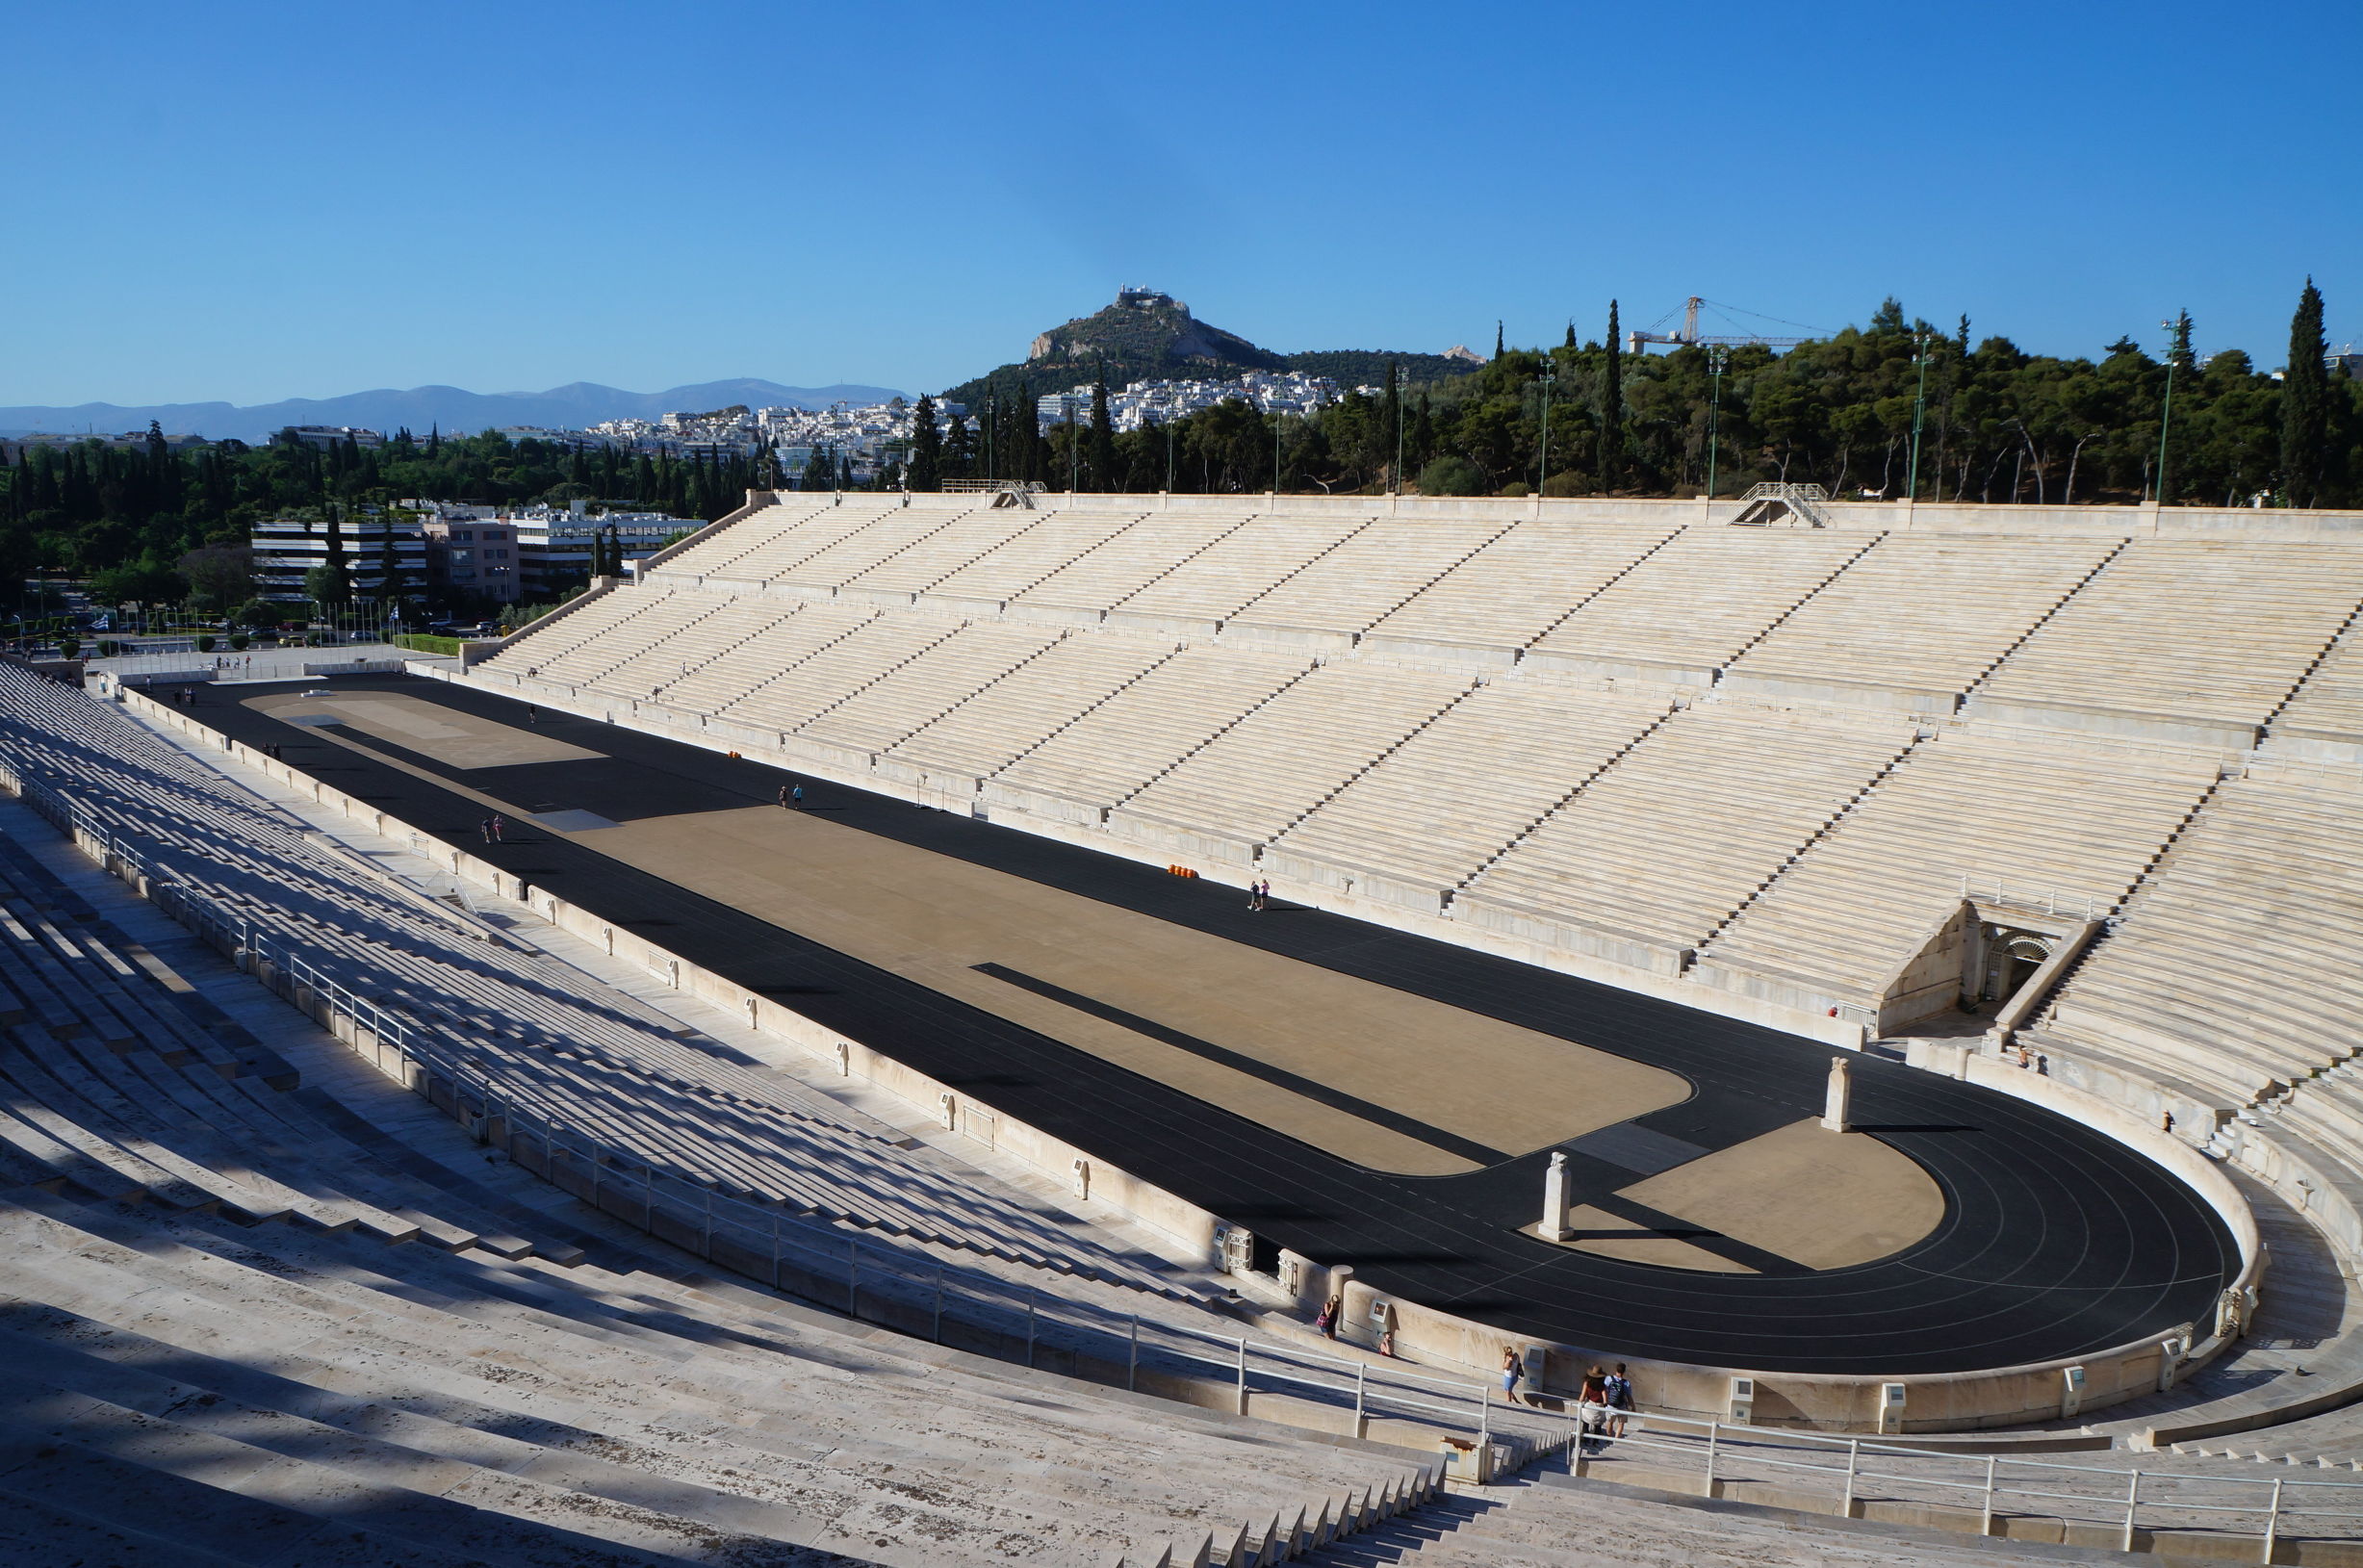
8;483;2363;1564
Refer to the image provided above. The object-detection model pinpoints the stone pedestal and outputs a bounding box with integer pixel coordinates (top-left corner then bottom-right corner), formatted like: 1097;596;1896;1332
1540;1151;1571;1242
1822;1055;1853;1133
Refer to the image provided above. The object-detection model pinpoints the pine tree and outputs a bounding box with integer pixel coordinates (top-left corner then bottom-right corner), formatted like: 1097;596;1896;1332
1598;301;1624;489
908;395;943;491
1088;373;1116;492
2282;278;2329;507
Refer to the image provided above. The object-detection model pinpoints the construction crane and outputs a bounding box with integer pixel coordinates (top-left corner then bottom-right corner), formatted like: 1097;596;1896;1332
1626;296;1819;354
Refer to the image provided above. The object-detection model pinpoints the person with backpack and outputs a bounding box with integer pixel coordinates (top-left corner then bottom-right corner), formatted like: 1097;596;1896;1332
1605;1363;1634;1436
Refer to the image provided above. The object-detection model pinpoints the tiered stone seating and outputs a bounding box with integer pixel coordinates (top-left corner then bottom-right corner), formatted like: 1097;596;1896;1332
0;1188;1440;1568
642;495;830;579
881;631;1176;796
1966;540;2363;749
1691;733;2221;1023
768;503;977;597
919;507;1147;613
984;646;1312;826
1357;520;1677;669
1719;533;2125;713
2036;770;2363;1110
1456;708;1915;975
1105;512;1374;639
795;621;1065;760
686;497;907;586
478;585;648;679
1220;515;1509;653
837;504;1049;605
1007;510;1250;627
1106;663;1475;865
1265;683;1672;913
1521;527;1879;686
720;611;963;734
634;599;869;717
2266;620;2363;762
584;592;798;701
514;590;726;689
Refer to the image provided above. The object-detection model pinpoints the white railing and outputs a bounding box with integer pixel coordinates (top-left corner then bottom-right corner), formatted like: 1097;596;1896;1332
1956;872;2106;923
9;730;2363;1549
1575;1411;2362;1555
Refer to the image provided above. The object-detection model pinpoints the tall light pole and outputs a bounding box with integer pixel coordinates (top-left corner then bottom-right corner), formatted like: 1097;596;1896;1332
2153;315;2181;505
1165;388;1178;492
985;395;996;482
1392;363;1404;494
1537;356;1556;494
1905;329;1934;501
1705;345;1729;501
1272;402;1284;495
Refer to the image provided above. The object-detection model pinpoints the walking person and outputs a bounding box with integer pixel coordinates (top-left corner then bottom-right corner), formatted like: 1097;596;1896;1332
791;784;804;810
1502;1348;1526;1408
1605;1362;1634;1437
779;784;792;810
1315;1295;1341;1338
1577;1365;1613;1454
526;705;537;725
489;814;506;843
1259;878;1271;911
479;817;494;844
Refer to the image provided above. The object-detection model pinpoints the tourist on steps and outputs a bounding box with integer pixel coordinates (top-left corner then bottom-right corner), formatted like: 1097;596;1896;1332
1502;1348;1525;1407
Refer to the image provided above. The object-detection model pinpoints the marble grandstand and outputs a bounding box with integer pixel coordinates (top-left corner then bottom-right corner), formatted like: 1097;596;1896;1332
11;480;2363;1563
460;486;2363;1380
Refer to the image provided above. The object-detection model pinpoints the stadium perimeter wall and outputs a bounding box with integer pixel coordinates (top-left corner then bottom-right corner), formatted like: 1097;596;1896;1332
122;682;2267;1435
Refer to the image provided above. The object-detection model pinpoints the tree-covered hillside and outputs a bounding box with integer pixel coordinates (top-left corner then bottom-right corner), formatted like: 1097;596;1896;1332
924;288;2362;508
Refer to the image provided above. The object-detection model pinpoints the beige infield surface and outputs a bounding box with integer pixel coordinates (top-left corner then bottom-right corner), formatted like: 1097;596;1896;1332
236;691;1957;1254
1544;1118;1947;1272
573;805;1690;1175
249;690;602;769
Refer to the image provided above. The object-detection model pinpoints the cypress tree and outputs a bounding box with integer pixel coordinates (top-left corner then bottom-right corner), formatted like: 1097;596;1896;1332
1088;373;1116;492
1598;301;1624;489
908;395;943;491
1564;321;1576;349
943;408;975;480
1495;321;1504;360
2282;278;2329;507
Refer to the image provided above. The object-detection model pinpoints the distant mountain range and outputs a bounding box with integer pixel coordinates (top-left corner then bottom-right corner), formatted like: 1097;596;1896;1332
0;378;906;444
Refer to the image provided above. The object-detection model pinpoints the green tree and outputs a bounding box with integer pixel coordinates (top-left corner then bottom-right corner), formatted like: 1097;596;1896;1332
2281;279;2329;507
1597;301;1625;489
176;544;253;610
1088;374;1117;492
907;395;943;492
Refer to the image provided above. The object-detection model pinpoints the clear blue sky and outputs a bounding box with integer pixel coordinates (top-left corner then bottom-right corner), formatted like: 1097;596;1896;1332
5;0;2355;407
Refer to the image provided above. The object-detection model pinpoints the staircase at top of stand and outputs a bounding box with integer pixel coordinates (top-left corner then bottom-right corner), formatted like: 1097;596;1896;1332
1731;481;1834;528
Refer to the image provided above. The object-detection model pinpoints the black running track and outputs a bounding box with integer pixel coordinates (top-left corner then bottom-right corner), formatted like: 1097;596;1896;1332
167;675;2239;1375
